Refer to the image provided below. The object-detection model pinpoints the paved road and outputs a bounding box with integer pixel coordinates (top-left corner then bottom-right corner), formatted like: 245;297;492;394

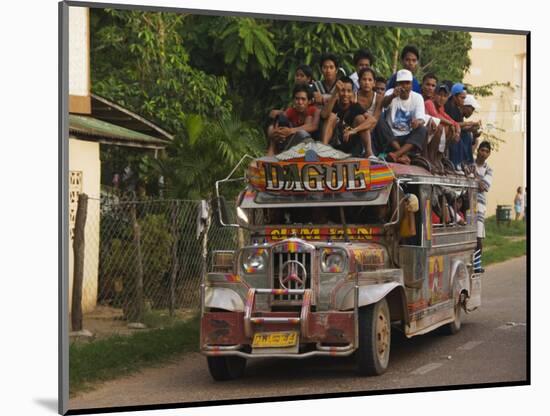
70;256;527;411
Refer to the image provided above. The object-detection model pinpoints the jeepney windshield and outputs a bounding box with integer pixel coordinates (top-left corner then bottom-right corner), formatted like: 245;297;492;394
243;204;391;227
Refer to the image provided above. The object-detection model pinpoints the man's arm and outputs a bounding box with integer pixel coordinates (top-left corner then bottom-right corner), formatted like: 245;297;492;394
411;93;426;129
382;87;398;108
301;108;321;133
479;165;493;192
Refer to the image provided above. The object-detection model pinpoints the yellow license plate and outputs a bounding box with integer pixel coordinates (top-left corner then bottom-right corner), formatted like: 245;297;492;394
252;331;298;348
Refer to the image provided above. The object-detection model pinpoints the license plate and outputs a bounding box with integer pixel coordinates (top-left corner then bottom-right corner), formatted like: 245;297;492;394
252;331;298;348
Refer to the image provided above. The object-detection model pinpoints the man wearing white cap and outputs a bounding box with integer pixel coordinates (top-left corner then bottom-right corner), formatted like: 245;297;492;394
460;94;482;165
381;69;427;164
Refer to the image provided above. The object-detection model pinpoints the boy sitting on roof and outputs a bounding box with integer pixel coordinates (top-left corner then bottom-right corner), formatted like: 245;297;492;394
386;45;422;94
312;53;341;106
267;84;320;156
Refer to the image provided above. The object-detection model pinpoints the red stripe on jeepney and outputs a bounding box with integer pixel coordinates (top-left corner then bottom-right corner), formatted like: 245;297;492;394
224;274;241;283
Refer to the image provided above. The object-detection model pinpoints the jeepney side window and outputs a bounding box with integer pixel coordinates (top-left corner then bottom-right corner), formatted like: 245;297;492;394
456;189;469;225
400;184;422;246
431;186;445;228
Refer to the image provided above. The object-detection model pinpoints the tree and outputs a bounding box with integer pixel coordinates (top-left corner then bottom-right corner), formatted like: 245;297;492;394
140;114;264;200
91;9;232;126
410;30;472;82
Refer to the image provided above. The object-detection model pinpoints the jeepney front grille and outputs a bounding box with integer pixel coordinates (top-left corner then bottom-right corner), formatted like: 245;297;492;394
272;251;312;303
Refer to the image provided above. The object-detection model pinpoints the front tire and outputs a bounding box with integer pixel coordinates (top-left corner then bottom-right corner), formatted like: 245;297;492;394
207;355;246;381
357;298;391;376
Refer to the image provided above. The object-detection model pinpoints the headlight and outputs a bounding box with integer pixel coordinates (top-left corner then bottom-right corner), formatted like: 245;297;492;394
242;248;268;274
321;248;347;273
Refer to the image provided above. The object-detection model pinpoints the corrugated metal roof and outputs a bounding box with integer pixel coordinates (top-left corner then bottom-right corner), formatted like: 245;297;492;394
69;114;171;149
91;94;174;141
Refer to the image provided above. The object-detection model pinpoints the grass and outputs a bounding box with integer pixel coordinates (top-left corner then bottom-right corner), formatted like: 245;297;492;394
69;314;200;395
483;215;527;266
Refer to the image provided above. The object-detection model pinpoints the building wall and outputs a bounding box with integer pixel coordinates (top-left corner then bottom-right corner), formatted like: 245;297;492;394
68;137;100;313
464;32;527;216
69;6;91;114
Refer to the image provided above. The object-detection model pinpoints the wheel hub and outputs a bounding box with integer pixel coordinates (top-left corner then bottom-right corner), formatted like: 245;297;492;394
376;311;389;360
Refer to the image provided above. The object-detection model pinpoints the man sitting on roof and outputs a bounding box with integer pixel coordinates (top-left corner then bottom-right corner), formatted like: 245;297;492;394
381;69;427;164
320;76;375;157
267;84;320;156
422;77;461;169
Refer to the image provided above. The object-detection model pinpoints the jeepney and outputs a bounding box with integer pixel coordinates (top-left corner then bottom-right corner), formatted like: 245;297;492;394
200;140;482;380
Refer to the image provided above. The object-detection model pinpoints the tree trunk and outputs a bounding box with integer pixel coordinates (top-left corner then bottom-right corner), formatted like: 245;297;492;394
71;193;88;331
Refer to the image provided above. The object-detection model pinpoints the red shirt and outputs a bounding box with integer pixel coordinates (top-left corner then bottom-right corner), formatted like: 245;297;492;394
425;99;459;128
285;105;316;127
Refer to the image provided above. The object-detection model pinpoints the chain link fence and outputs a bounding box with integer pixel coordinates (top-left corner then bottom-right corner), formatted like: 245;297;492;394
71;194;240;337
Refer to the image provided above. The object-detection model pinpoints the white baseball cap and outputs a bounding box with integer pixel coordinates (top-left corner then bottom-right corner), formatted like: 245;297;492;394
463;94;480;110
395;69;413;82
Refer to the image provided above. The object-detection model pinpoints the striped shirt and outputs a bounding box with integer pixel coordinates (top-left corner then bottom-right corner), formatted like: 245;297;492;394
312;80;337;104
475;161;493;238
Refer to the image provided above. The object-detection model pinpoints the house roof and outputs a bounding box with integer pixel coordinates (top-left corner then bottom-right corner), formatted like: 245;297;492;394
69;114;171;149
91;94;174;142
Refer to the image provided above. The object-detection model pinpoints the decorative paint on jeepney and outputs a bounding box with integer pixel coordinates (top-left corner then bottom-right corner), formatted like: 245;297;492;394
428;256;446;305
352;247;386;271
206;273;244;284
425;198;432;241
265;226;383;242
271;240;309;253
248;158;393;194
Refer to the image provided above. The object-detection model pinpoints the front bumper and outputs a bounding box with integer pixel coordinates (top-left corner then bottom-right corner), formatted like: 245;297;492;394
200;310;356;358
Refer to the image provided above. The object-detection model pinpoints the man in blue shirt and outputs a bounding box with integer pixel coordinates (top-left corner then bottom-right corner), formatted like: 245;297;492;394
386;45;421;94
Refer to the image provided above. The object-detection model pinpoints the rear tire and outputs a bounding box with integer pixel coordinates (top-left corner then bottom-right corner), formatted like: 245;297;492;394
357;298;391;376
207;355;246;381
440;291;463;335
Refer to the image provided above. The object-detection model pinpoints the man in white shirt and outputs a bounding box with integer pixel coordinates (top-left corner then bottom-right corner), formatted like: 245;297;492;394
382;69;427;164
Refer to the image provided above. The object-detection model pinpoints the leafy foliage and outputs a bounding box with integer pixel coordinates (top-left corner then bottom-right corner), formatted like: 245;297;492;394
101;213;173;313
91;9;231;125
139;114;264;199
91;9;475;198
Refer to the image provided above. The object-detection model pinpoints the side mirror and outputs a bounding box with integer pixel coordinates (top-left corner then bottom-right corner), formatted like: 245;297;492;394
217;196;238;227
